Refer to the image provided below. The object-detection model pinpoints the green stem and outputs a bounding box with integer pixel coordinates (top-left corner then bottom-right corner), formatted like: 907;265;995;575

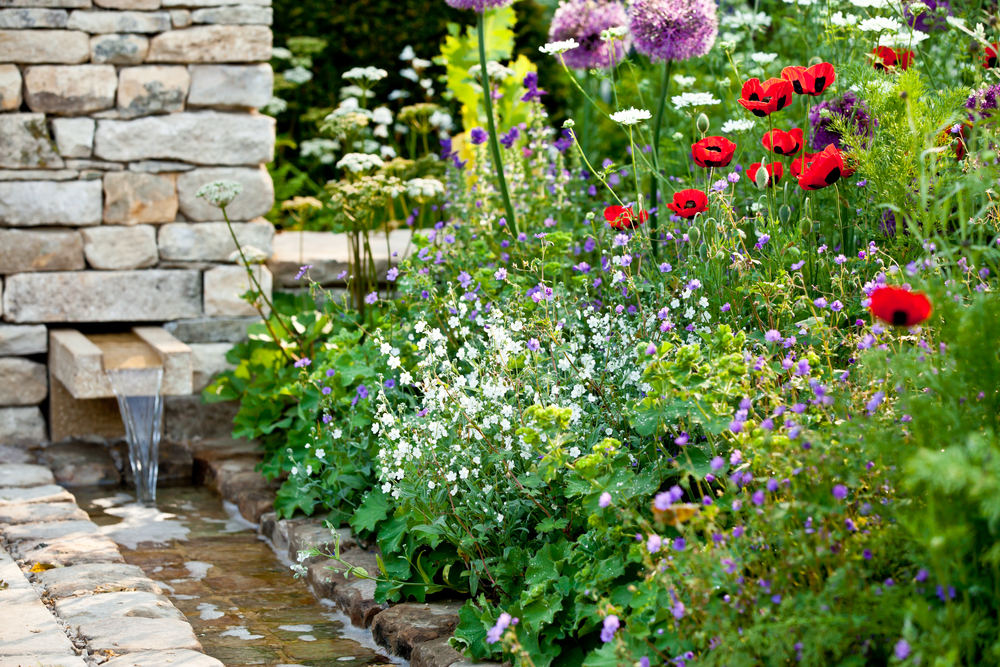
649;60;672;260
478;13;517;235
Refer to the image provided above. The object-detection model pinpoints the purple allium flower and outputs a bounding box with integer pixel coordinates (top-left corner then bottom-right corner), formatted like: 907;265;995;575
600;615;619;642
469;127;488;145
809;91;877;151
446;0;512;12
599;492;612;507
630;0;718;62
549;0;631;70
905;0;950;32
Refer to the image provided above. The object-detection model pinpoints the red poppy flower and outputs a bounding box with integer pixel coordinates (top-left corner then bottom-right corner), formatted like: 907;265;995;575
692;136;737;168
781;63;835;96
872;46;914;71
665;190;708;219
762;128;804;156
738;78;794;118
789;152;818;178
984;43;999;69
747;161;784;188
868;286;932;327
796;145;854;190
604;205;648;230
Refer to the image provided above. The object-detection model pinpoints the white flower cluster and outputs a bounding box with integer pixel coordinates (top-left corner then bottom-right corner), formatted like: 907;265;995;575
610;107;652;125
672;92;722;110
405;177;445;200
468;61;515;81
721;118;756;133
196;180;243;208
342;66;388;82
336;153;385;173
539;39;580;55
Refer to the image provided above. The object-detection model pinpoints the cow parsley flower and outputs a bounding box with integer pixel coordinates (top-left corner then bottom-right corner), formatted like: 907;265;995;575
610;107;652;125
721;118;755;132
196;180;243;209
337;153;385;173
539;39;581;55
672;92;721;109
342;66;388;82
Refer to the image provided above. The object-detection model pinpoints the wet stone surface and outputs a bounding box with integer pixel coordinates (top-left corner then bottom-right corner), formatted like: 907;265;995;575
74;486;395;667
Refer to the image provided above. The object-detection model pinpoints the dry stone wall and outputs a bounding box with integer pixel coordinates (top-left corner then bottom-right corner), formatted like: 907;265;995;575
0;0;276;445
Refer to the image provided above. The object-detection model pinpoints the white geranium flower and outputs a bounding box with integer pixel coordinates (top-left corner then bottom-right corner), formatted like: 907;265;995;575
672;92;722;109
342;66;388;82
336;153;385;173
721;118;756;133
609;107;652;125
539;39;580;55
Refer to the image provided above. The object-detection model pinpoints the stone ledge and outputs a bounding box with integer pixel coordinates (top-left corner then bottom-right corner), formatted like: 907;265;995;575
35;562;164;599
371;602;464;661
0;462;53;488
0;502;89;527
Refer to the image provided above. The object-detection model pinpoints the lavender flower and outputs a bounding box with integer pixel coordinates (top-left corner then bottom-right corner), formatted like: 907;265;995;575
520;72;547;102
445;0;512;12
470;127;488;145
630;0;718;63
809;91;877;151
549;0;631;70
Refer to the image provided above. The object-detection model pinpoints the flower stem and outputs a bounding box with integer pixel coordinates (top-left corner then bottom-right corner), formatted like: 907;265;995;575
478;13;517;236
649;59;672;260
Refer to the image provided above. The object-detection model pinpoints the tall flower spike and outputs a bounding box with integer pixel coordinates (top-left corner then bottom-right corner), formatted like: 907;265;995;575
548;0;632;70
630;0;718;63
445;0;512;11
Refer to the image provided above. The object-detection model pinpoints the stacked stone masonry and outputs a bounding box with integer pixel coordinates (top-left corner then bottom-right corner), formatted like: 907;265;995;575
0;0;276;446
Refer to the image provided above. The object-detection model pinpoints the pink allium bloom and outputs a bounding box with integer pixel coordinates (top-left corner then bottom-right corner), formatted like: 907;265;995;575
549;0;632;69
445;0;512;11
629;0;718;62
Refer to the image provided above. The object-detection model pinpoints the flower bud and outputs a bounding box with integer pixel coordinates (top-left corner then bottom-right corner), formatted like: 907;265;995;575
687;225;702;243
799;218;813;236
778;204;791;224
696;113;710;133
755;162;769;191
808;56;823;66
563;119;576;129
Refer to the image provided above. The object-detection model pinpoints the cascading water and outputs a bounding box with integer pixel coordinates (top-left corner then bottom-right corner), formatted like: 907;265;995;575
106;367;164;506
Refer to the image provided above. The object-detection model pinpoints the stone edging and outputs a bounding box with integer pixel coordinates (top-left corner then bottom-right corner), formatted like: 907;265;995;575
0;463;223;667
196;444;501;667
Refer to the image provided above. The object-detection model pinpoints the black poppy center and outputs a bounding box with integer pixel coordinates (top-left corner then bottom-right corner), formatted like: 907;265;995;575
749;92;760;101
814;76;827;91
706;146;721;153
824;167;841;184
792;81;804;94
989;57;998;68
892;310;909;325
684;200;697;208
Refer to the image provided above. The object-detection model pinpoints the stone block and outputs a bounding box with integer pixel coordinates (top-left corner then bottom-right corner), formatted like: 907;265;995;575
0;8;67;27
187;63;272;109
129;160;196;173
169;8;189;26
411;637;465;667
163;316;258;343
191;4;270;24
0;113;64;170
0;29;89;64
103;171;178;225
163;395;238;442
163;0;269;5
117;65;190;119
0;407;45;445
82;225;158;270
203;264;271;317
0;484;73;505
0;0;90;6
0;179;100;226
0;228;84;275
189;342;234;392
67;9;170;32
147;25;270;63
66;158;123;171
52;117;96;158
236;487;272;523
95;0;160;7
0;502;88;526
0;463;53;488
371;602;464;660
37;562;162;599
79;617;202;653
177;166;273;221
5;270;201;323
2;519;100;543
0;444;32;464
134;325;194;395
49;371;124;443
334;579;382;628
0;169;78;181
0;325;47;356
91;33;149;65
24;65;117;115
13;534;125;566
55;591;185;631
0;358;47;406
94;111;275;165
39;442;120;486
0;573;76;659
158;221;274;262
0;65;21;111
103;651;225;667
266;230;414;287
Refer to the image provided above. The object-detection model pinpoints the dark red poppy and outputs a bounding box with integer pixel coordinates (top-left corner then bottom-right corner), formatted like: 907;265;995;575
747;161;784;188
789;151;818;178
781;63;835;96
796;144;854;191
665;190;708;219
762;128;804;156
692;136;737;168
984;43;999;69
604;205;648;230
868;286;932;327
738;78;794;118
872;46;914;71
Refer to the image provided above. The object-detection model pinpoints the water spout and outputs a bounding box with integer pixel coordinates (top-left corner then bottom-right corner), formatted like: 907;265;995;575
106;367;164;506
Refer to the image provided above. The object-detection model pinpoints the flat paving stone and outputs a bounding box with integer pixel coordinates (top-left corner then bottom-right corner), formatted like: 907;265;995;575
78;617;202;653
0;657;88;667
0;463;54;488
0;502;89;526
2;519;99;543
55;590;185;630
13;533;124;566
0;547;77;658
102;650;225;667
36;562;163;598
371;602;464;661
0;485;75;506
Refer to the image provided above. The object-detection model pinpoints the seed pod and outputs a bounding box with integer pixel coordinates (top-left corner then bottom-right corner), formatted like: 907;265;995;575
787;246;802;258
715;248;727;261
755;162;769;190
799;218;813;236
778;204;791;224
687;225;702;243
696;113;710;133
698;244;708;261
808;56;823;66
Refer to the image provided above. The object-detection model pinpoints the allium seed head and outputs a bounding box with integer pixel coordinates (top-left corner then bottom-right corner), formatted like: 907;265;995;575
548;0;632;70
629;0;718;62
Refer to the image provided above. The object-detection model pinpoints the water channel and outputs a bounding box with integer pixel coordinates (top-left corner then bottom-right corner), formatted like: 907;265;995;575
73;486;398;667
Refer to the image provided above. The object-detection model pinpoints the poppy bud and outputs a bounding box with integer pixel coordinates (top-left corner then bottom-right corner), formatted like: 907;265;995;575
788;246;802;258
698;244;708;261
799;218;813;236
688;225;702;243
778;205;791;224
715;249;727;261
755;161;769;190
696;113;710;133
808;56;823;67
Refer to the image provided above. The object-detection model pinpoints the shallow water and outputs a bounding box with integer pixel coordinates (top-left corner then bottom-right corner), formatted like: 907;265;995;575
74;486;395;667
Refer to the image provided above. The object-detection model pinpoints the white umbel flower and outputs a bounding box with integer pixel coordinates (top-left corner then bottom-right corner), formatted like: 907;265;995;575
336;153;385;173
859;16;902;32
342;66;388;82
196;180;243;208
406;178;445;200
721;118;756;133
750;52;778;64
539;39;580;55
672;92;722;109
609;107;652;125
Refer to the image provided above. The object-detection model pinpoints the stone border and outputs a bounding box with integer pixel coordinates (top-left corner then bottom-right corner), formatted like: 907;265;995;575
193;443;500;667
0;463;224;667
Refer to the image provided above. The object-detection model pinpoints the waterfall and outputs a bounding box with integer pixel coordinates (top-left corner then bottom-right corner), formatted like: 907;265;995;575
106;367;164;507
